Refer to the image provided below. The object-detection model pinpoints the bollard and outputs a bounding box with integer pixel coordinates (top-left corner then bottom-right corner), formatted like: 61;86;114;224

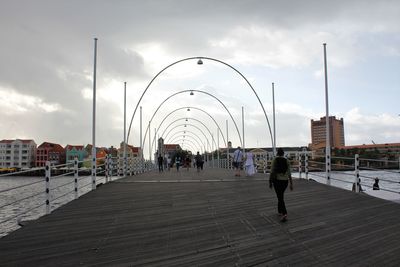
74;157;78;199
45;161;51;214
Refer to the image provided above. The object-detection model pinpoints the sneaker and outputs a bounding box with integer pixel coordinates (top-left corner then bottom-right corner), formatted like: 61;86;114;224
280;215;287;222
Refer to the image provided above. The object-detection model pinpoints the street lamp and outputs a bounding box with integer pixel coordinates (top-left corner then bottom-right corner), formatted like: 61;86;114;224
190;90;194;96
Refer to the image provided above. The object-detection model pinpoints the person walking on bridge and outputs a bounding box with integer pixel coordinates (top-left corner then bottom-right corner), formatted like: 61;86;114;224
269;148;293;222
233;146;243;177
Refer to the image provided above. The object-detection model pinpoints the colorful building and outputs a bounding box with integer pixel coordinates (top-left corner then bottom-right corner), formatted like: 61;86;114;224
0;139;37;168
65;145;87;164
36;142;66;167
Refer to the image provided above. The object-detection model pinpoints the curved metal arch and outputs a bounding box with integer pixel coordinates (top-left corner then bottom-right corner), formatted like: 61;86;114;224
168;133;204;152
169;137;201;152
155;106;227;147
142;89;242;152
179;143;197;153
160;118;217;148
163;123;212;151
127;56;273;148
166;130;208;151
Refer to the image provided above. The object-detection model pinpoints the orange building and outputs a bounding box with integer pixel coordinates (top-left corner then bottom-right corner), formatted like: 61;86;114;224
311;116;345;150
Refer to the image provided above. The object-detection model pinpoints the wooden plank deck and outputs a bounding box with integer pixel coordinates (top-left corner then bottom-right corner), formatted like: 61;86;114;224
1;168;400;266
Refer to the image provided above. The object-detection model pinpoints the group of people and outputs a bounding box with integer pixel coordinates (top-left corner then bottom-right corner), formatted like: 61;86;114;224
232;146;293;223
232;146;256;177
157;152;204;173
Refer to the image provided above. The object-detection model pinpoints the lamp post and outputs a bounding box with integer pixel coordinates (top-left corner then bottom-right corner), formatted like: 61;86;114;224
272;82;276;156
91;38;97;190
323;43;331;185
123;82;127;178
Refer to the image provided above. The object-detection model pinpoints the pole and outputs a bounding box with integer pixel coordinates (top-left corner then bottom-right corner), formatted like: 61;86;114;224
323;43;331;185
123;82;127;178
272;82;276;156
242;107;246;155
217;129;220;168
140;106;143;172
226;119;229;169
148;121;151;162
91;37;97;190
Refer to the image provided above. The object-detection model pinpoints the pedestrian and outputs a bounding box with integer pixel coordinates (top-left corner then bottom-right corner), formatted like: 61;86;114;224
185;155;191;171
157;154;163;172
175;156;181;172
195;152;203;172
269;148;293;222
166;156;171;171
373;177;380;190
232;146;243;177
244;150;256;176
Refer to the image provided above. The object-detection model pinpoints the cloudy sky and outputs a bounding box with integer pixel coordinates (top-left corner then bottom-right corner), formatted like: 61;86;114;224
1;0;399;155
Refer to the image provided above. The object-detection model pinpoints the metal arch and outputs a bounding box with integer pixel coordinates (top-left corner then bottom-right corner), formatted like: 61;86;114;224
168;133;205;152
126;56;273;148
141;89;242;152
166;130;208;151
160;118;217;149
179;143;197;153
169;137;201;152
155;106;227;147
164;124;210;151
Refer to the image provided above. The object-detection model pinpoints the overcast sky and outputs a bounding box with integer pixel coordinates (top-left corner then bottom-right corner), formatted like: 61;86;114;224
1;0;399;155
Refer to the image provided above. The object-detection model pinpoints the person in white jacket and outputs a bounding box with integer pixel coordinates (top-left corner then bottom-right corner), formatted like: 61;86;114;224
244;151;256;176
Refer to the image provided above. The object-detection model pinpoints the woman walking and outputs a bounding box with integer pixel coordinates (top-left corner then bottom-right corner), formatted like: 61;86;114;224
244;150;256;176
269;148;293;222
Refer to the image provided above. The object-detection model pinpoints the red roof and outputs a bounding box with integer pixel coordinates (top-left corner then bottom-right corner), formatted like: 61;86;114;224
164;144;180;149
38;142;65;151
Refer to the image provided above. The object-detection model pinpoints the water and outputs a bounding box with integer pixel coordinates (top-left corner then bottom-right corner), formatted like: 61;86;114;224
0;175;103;237
297;170;400;193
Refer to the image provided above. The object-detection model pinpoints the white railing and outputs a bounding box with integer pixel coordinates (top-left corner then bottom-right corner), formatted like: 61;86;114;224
302;153;400;197
0;156;155;237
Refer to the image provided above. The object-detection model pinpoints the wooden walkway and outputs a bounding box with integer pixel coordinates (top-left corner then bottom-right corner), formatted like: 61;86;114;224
1;168;400;266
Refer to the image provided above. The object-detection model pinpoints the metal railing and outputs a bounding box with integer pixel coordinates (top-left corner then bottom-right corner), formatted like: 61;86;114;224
0;156;155;237
300;153;400;197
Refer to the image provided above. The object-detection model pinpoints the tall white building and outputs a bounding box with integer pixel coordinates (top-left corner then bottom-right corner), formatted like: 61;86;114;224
0;139;37;168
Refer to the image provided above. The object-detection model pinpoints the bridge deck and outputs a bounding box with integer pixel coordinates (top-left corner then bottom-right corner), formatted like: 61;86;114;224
1;168;400;266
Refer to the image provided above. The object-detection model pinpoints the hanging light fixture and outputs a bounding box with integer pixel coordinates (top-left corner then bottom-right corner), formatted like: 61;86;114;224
197;58;203;65
190;90;194;96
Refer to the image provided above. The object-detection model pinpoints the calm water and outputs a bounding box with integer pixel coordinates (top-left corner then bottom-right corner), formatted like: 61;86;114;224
0;175;107;237
1;170;399;237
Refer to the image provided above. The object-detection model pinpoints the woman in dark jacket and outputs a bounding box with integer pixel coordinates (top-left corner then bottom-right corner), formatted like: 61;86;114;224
269;148;293;222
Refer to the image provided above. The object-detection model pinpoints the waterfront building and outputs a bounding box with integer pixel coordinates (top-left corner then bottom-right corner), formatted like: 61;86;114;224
163;144;182;157
0;139;37;168
310;116;345;150
36;142;66;167
118;142;141;171
65;145;87;164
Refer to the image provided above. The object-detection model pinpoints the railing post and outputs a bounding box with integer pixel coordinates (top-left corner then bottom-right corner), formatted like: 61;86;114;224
298;153;302;179
305;152;309;180
45;161;51;215
354;154;360;193
74;157;78;199
91;150;96;190
105;155;109;183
